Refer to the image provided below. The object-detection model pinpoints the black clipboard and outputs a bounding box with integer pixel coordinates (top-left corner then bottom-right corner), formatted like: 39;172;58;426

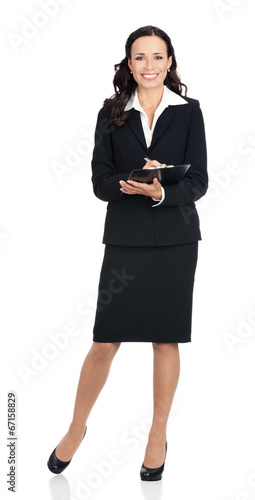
127;164;191;185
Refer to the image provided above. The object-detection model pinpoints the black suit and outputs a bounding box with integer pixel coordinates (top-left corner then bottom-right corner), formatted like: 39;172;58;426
91;96;208;246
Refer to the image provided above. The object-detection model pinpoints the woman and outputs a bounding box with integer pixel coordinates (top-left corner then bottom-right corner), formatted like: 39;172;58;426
47;25;208;481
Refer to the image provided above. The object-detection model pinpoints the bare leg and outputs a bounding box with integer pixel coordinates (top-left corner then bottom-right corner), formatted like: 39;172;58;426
54;341;121;461
143;342;180;468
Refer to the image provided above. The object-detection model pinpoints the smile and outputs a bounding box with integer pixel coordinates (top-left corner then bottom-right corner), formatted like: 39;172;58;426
141;74;159;80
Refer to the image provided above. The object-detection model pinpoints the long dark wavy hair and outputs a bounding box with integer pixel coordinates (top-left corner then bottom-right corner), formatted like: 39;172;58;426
104;25;188;127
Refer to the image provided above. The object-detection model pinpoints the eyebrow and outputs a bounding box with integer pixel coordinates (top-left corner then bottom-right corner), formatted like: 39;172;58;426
134;52;165;55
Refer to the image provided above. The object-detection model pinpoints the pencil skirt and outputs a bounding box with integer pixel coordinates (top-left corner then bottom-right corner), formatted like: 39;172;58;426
92;242;198;343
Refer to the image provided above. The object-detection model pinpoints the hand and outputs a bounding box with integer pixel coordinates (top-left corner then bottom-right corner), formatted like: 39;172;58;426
142;160;166;169
119;176;162;200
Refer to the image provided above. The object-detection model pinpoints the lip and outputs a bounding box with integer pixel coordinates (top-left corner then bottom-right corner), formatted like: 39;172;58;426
141;73;159;80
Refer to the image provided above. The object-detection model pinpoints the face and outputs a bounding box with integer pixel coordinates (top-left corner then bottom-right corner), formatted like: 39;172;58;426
128;35;172;90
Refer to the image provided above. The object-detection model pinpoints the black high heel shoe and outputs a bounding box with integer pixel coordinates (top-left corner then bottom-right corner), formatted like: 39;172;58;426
140;441;167;481
47;425;87;474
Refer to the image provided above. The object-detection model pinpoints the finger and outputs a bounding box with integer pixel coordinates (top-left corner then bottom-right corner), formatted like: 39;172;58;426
119;180;133;186
120;183;132;193
126;180;140;187
149;160;161;167
126;180;147;190
143;160;161;169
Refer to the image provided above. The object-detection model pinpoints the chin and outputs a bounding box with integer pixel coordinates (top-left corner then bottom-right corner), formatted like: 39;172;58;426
138;78;164;89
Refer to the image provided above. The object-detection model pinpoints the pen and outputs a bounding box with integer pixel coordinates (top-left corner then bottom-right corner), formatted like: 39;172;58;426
144;156;164;168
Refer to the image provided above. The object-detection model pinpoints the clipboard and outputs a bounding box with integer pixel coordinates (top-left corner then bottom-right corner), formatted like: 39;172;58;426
126;164;191;185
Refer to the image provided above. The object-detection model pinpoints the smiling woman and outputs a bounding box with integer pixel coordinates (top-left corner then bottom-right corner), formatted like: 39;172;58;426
89;25;207;481
47;25;208;484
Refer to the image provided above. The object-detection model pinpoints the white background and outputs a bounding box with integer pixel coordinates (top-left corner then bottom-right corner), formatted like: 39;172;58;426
1;0;255;499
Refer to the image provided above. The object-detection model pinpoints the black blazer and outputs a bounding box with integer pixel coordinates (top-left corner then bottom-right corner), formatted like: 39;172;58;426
91;96;208;246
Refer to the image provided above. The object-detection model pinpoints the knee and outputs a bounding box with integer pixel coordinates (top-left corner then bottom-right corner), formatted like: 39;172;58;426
152;342;178;352
91;341;121;361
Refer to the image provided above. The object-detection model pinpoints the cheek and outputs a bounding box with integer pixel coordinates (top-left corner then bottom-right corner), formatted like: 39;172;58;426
159;68;168;79
133;67;143;79
159;62;168;73
132;63;141;73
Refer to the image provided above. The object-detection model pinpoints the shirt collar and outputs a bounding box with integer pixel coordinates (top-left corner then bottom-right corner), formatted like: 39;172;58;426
124;85;188;112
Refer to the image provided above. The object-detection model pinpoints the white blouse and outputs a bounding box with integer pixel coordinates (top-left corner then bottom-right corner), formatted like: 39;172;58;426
124;85;188;206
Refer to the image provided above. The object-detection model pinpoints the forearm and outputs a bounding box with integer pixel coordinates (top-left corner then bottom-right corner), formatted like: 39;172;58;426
91;106;131;202
160;175;208;206
158;100;208;207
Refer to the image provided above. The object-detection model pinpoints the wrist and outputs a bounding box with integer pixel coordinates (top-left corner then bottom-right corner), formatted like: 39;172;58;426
152;189;162;201
156;187;162;200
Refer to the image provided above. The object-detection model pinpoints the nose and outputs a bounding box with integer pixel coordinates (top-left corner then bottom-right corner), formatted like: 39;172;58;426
144;57;154;71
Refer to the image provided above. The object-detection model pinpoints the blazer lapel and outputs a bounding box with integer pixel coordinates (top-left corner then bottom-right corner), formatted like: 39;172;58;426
126;108;148;151
149;106;176;151
126;105;176;152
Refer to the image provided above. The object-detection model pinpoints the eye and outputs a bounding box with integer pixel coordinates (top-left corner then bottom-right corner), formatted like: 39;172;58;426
155;56;163;60
135;56;144;60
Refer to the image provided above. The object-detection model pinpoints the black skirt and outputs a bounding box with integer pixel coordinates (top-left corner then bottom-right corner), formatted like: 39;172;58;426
92;242;198;343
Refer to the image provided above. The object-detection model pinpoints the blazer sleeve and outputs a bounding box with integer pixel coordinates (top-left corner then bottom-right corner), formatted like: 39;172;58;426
158;99;208;207
91;107;130;202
